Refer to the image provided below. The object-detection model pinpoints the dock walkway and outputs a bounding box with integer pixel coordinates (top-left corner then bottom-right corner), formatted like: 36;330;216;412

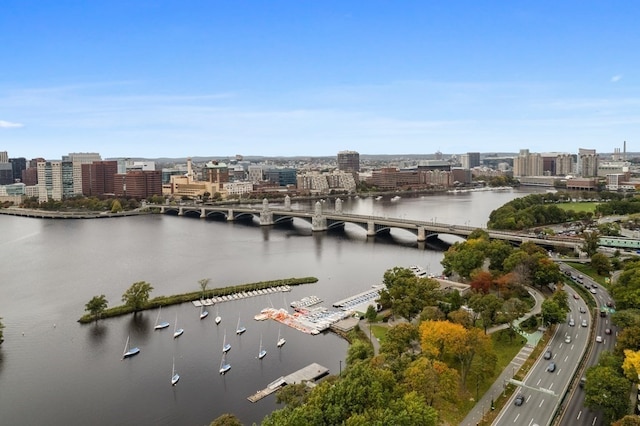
247;363;329;403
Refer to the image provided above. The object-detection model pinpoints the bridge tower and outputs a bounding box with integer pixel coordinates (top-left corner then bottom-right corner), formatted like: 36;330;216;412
259;198;274;225
312;200;327;231
335;198;343;213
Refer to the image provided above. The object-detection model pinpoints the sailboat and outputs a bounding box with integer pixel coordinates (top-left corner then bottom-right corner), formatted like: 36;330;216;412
154;306;170;330
235;315;246;335
122;335;140;359
171;357;180;386
222;329;231;353
214;306;221;325
257;334;267;359
277;327;286;348
219;353;231;375
199;304;208;320
173;313;184;338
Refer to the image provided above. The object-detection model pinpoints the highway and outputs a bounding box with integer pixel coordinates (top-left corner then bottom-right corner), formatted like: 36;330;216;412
494;284;589;426
558;264;617;426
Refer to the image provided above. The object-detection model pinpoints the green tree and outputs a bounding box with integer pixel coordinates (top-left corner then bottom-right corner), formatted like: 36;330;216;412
582;230;601;258
468;293;504;333
121;281;154;313
378;267;441;321
501;297;528;340
198;278;210;299
111;199;123;213
84;294;108;322
612;415;640;426
584;365;631;423
346;339;374;366
380;323;419;358
541;298;565;326
365;305;377;323
209;413;243;426
591;253;612;276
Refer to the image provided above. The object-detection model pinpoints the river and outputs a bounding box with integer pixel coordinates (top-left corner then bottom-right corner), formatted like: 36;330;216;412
0;187;541;426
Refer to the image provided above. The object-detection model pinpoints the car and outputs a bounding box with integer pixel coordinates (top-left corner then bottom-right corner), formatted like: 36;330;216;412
547;362;556;372
581;319;588;327
596;335;603;343
590;288;597;294
514;393;525;406
579;306;586;313
607;301;614;308
565;335;572;343
605;328;612;335
573;294;580;300
569;318;575;327
544;350;552;360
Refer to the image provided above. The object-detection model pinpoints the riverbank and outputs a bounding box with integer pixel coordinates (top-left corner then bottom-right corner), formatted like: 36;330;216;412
0;207;148;219
78;276;318;323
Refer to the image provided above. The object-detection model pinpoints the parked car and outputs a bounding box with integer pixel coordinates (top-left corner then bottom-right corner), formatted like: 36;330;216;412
547;362;556;372
544;350;552;360
514;393;525;406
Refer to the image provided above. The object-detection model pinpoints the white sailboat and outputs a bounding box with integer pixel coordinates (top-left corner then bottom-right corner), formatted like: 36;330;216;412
122;335;140;359
154;306;170;330
222;329;231;353
171;357;180;386
236;315;246;335
257;334;267;359
173;313;184;338
219;353;231;375
214;306;221;325
200;304;209;320
276;327;286;348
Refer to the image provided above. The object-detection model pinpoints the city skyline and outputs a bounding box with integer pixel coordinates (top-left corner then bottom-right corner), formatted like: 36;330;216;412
1;1;637;159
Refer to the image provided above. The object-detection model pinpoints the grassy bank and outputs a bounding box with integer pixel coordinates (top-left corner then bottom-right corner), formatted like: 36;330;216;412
79;277;318;323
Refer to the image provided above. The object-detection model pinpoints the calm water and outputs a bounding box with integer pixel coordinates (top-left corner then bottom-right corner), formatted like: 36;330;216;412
0;188;539;426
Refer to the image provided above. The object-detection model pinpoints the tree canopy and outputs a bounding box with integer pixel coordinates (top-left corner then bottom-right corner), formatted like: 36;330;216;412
84;295;108;322
121;281;154;312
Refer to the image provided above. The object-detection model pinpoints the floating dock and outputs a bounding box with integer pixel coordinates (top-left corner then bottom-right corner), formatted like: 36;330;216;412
191;285;291;307
247;363;329;403
332;285;384;312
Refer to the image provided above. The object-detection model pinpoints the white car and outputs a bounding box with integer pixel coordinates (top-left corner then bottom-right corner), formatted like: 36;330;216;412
565;335;572;343
596;336;603;343
590;288;597;294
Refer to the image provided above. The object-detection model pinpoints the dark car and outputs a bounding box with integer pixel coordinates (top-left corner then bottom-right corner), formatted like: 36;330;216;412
547;362;556;372
544;350;552;360
514;393;525;406
605;328;612;335
607;301;614;308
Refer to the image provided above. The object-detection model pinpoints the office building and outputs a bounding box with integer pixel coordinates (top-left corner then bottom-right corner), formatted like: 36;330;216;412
81;161;118;196
337;150;360;174
64;153;102;195
513;149;543;177
114;170;162;199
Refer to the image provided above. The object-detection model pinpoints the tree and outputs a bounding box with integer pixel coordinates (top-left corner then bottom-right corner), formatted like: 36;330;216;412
582;230;601;258
0;317;4;344
584;365;631;423
541;298;565;326
378;267;441;321
501;298;528;340
591;253;612;276
468;293;503;333
469;270;493;294
84;294;108;322
612;415;640;426
380;323;419;358
365;305;377;323
404;357;460;408
121;281;154;312
111;199;123;213
622;349;640;381
209;413;243;426
198;278;210;299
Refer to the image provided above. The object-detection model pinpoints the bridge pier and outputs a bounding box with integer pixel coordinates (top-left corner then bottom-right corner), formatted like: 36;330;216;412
284;195;291;211
367;221;376;237
335;198;343;214
178;207;184;216
227;209;234;221
312;201;327;231
200;208;206;218
417;226;426;242
260;198;274;226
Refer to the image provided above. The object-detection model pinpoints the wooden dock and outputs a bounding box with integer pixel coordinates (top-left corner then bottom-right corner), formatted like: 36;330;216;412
247;363;329;403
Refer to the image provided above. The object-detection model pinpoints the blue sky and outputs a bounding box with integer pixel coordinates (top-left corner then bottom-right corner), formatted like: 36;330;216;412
1;1;637;159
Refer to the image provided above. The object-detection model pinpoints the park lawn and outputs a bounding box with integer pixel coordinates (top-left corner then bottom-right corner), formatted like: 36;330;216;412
370;324;388;341
555;202;600;213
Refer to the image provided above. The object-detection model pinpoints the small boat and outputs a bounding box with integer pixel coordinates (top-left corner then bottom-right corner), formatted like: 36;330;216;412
276;327;286;348
375;196;382;200
200;304;209;320
122;335;140;359
222;330;231;353
171;357;180;386
236;316;246;335
154;306;170;330
173;313;184;338
257;335;267;360
215;308;222;325
390;195;401;201
219;354;231;375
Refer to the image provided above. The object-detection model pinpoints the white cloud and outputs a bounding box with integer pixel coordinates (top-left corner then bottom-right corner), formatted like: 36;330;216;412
611;75;622;83
0;120;23;128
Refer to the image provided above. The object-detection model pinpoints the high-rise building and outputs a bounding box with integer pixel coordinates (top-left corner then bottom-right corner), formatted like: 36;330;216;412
81;161;118;196
578;148;598;177
513;149;543;177
36;160;73;202
64;152;101;195
555;154;574;176
461;152;480;169
9;157;26;183
0;151;8;163
114;170;162;199
337;150;360;174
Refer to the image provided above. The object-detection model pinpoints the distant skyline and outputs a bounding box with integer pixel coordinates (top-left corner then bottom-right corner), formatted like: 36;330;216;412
1;1;637;159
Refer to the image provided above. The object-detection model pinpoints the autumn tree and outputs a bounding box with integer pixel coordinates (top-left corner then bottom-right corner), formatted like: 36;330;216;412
403;357;460;409
622;349;640;381
469;270;493;294
612;415;640;426
209;414;243;426
121;281;154;313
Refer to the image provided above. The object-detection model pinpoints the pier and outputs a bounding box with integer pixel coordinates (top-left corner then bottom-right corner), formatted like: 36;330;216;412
247;363;329;403
191;285;291;307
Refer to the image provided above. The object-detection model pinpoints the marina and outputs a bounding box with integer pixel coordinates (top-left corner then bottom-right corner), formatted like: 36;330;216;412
332;285;385;313
290;295;322;309
191;285;291;307
247;363;330;403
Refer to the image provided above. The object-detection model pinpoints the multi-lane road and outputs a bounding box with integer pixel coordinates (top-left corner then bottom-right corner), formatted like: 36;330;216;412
494;282;590;426
494;262;619;426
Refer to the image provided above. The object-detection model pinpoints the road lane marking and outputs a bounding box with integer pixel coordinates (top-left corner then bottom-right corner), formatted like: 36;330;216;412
592;417;598;425
514;413;520;423
577;411;582;420
536;378;541;386
549;382;554;389
539;399;545;408
526;395;532;402
564;355;569;362
557;368;562;375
